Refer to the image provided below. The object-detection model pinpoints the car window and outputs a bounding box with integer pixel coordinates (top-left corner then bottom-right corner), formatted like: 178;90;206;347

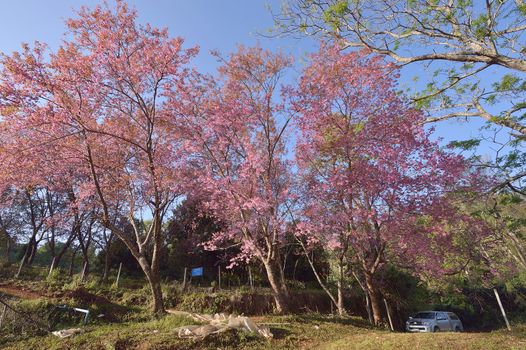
449;313;459;320
437;312;447;320
414;312;435;319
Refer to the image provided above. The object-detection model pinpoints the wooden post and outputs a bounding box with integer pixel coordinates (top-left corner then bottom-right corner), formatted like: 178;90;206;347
48;257;57;278
80;261;87;282
115;262;123;288
248;265;254;291
494;288;511;331
218;266;221;290
182;267;187;290
383;298;394;331
15;255;26;279
0;304;7;328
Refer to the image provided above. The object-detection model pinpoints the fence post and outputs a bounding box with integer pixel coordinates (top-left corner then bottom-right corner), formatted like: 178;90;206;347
48;256;57;278
80;261;88;282
115;262;123;288
218;266;221;290
182;267;187;290
248;265;254;291
494;288;511;331
15;255;26;279
383;298;394;331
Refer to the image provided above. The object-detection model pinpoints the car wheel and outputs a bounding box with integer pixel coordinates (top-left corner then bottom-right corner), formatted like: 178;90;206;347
454;326;461;332
433;326;440;332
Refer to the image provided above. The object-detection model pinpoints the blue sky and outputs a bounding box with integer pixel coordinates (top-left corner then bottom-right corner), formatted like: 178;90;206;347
0;1;505;159
0;1;309;72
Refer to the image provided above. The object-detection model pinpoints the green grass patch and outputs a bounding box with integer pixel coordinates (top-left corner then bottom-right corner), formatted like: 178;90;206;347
3;310;525;349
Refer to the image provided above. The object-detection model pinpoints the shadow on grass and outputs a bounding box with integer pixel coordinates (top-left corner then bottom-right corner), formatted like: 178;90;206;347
269;326;293;339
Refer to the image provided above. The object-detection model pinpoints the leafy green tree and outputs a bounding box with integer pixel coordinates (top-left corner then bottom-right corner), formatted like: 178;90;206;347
163;199;225;281
273;0;526;193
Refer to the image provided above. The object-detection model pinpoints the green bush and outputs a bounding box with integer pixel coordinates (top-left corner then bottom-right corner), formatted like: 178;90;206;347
178;291;227;314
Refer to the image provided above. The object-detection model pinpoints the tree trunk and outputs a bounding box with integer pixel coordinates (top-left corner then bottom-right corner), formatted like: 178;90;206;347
263;260;289;313
77;219;93;281
277;258;289;297
292;259;299;281
15;238;35;278
365;292;373;324
336;279;345;316
102;233;113;281
69;248;78;277
138;256;165;314
27;240;37;265
102;220;166;314
51;247;68;273
51;228;77;272
351;271;374;324
299;241;341;315
6;235;11;263
1;227;10;263
102;248;110;281
364;272;382;325
335;262;347;316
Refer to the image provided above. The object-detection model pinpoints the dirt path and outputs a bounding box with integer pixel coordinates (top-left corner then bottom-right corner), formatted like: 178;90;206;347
0;283;44;300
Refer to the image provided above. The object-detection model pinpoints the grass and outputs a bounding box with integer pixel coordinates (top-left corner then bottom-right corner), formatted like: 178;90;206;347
1;270;525;349
3;313;525;350
321;326;526;350
3;313;200;350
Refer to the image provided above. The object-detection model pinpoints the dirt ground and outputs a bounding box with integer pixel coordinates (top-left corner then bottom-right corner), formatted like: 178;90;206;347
0;283;45;300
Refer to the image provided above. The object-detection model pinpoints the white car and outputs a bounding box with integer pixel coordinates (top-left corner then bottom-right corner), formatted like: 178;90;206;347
406;311;464;332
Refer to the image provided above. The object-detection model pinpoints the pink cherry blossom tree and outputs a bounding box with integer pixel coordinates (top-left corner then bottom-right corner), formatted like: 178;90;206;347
0;1;197;313
175;46;295;313
0;119;85;277
294;45;473;324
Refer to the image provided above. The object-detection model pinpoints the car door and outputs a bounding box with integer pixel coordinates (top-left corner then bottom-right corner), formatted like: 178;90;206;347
448;313;462;331
436;312;451;331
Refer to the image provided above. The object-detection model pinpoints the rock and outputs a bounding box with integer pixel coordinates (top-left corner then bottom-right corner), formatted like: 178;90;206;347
52;328;82;338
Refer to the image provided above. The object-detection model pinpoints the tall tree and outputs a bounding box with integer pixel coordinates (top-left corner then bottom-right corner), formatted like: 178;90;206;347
0;1;197;313
177;47;295;313
294;45;477;324
273;0;526;193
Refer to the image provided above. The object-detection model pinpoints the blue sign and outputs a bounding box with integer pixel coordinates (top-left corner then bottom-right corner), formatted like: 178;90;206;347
191;267;203;277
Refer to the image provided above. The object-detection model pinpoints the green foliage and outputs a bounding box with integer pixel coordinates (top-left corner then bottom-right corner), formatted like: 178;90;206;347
471;14;490;39
447;139;481;150
493;74;522;92
323;1;348;31
456;0;473;9
2;266;526;349
116;284;151;307
381;266;430;313
45;269;72;289
499;149;526;169
178;291;232;314
328;1;348;16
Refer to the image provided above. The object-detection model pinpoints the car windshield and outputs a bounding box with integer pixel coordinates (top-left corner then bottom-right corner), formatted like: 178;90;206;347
414;312;435;319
